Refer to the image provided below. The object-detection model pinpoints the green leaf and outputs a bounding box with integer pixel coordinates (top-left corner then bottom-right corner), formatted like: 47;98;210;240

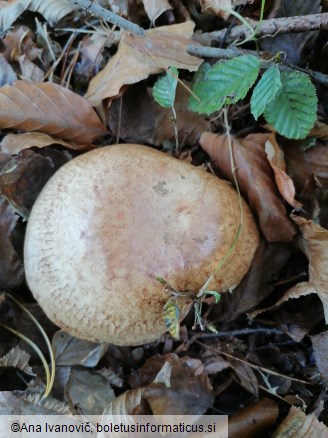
263;71;317;139
251;64;282;120
188;55;261;115
201;291;221;303
163;300;180;340
152;67;178;108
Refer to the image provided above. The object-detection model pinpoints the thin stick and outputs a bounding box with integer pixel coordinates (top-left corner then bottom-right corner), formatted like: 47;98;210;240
196;340;313;385
70;0;145;36
194;13;328;46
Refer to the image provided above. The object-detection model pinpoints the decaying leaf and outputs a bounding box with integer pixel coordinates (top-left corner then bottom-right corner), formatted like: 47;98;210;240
108;84;209;146
311;331;328;383
65;366;116;414
200;132;297;242
52;331;108;367
0;132;91;155
292;216;328;322
0;346;35;377
228;358;259;397
273;406;328;438
249;281;317;319
200;0;253;20
0;0;77;34
142;0;172;24
229;397;279;438
0;196;23;288
0;148;69;218
104;354;213;415
0;80;108;144
265;134;302;208
0;391;71;415
85;21;203;106
0;55;17;86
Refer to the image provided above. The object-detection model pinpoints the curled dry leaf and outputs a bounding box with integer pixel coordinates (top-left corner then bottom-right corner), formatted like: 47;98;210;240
104;355;213;415
273;406;328;438
3;25;42;62
0;132;91;155
0;196;23;289
0;0;77;33
0;80;108;144
142;0;172;24
200;132;296;242
85;21;203;106
200;0;253;20
265;134;302;208
292;216;328;322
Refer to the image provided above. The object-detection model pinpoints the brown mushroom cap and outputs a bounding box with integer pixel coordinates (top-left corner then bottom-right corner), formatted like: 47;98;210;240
24;144;259;346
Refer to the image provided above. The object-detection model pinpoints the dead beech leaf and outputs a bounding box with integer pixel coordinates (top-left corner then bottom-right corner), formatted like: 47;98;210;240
310;121;328;140
273;406;328;438
292;216;328;322
17;54;44;82
229;397;279;438
200;0;253;20
229;359;259;397
85;21;202;106
3;25;42;62
142;0;172;24
311;331;328;382
0;196;24;289
104;355;213;416
200;132;297;242
0;132;91;155
0;55;17;86
284;142;328;191
109;84;209;146
0;0;77;33
0;80;107;144
0;148;69;218
265;135;302;208
249;281;317;320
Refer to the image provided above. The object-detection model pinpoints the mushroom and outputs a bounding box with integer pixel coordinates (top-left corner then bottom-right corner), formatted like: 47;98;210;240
24;144;259;346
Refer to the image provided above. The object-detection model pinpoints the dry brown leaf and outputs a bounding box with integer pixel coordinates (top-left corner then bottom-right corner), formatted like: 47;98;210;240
310;121;328;140
104;354;213;415
284;142;328;191
0;132;92;155
249;281;317;319
229;397;279;438
311;331;328;382
75;33;107;81
0;148;69;218
200;0;253;20
0;196;24;289
292;216;328;322
273;406;328;438
17;54;44;82
142;0;172;24
265;134;302;208
0;80;108;144
229;359;259;397
3;25;42;62
200;132;297;242
85;21;202;106
108;84;209;146
0;54;17;86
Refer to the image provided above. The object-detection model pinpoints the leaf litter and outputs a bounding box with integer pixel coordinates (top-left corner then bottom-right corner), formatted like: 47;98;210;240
0;0;327;434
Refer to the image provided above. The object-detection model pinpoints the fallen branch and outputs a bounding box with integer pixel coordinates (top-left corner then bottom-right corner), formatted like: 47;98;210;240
70;0;145;36
194;13;328;46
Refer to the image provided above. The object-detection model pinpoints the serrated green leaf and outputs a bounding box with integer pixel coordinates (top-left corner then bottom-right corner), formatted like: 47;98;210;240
163;300;180;340
188;55;261;115
263;71;317;139
152;67;178;108
201;291;221;303
251;64;282;120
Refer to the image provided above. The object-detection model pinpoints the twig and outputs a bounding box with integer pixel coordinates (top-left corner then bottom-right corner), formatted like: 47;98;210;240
194;13;328;46
69;0;145;36
186;45;243;59
192;327;284;338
